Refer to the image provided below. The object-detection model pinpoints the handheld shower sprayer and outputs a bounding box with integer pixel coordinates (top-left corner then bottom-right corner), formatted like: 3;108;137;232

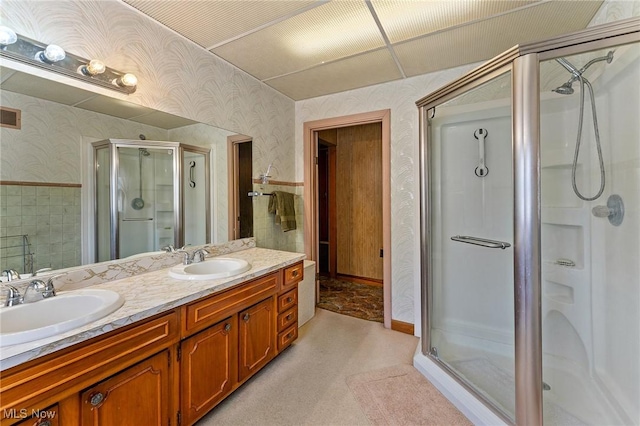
552;51;614;201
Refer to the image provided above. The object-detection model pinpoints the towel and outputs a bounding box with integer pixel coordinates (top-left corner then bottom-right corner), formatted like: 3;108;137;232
268;191;296;232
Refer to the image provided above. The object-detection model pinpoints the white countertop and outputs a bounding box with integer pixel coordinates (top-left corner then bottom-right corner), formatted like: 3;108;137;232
0;248;305;371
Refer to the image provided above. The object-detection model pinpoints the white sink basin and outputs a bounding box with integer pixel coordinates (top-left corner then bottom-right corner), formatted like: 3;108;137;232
0;289;125;347
169;258;251;281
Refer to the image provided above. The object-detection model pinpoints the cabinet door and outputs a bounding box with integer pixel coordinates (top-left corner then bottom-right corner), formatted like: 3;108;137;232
180;316;237;425
80;351;171;426
238;297;276;382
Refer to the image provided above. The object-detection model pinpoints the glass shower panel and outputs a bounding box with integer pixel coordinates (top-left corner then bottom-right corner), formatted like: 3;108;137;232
428;71;515;420
117;146;175;258
540;41;640;425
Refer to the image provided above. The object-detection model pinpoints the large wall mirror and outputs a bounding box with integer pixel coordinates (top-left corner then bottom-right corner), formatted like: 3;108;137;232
0;65;245;275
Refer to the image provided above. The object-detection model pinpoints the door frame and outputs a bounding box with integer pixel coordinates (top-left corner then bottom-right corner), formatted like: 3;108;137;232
303;109;391;329
227;134;252;241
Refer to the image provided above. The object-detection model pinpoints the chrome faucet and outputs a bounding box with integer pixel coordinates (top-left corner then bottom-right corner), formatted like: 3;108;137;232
2;269;20;282
23;277;57;303
179;248;209;265
4;285;23;306
162;245;176;253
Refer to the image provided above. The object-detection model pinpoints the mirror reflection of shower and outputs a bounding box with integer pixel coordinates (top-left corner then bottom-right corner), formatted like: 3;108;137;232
553;51;614;201
93;139;211;261
131;148;150;210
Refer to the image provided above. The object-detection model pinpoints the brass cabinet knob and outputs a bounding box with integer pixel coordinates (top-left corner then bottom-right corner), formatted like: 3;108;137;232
89;392;105;406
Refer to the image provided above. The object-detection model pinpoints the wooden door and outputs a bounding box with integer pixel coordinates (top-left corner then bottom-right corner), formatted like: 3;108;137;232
336;123;383;280
80;350;171;426
237;142;253;238
180;316;238;425
238;297;276;381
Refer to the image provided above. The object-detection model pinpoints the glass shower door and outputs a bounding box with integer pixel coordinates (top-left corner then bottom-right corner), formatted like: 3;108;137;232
427;71;515;420
116;146;176;258
182;146;210;246
539;41;640;425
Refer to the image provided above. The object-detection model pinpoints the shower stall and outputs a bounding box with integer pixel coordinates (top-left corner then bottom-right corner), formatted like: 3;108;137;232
416;19;639;425
93;139;210;261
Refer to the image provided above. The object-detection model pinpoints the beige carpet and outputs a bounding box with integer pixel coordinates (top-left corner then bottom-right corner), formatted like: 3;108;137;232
347;365;472;426
197;309;427;425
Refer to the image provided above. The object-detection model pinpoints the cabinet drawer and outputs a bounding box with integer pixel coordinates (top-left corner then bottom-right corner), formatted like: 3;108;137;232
277;288;297;313
183;272;279;337
277;307;298;332
282;262;303;291
278;324;298;351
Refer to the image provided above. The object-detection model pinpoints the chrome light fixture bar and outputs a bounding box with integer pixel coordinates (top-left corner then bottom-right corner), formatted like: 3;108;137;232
0;26;137;94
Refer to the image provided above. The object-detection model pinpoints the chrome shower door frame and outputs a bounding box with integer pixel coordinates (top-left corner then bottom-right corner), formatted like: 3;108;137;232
418;17;640;426
93;139;182;260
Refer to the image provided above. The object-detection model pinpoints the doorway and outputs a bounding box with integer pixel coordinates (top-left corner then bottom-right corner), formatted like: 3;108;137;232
228;136;253;240
303;110;391;328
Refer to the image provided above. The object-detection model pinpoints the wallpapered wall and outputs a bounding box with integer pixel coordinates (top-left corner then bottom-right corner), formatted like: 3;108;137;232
1;0;635;328
0;0;296;184
295;0;638;329
295;63;477;329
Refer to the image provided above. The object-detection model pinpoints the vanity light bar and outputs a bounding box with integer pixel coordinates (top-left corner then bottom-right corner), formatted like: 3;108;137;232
0;27;137;94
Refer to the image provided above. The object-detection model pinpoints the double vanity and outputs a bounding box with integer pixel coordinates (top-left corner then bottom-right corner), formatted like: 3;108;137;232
0;242;305;425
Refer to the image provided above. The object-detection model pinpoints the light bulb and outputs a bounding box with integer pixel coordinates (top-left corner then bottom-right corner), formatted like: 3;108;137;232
0;26;17;46
114;73;137;88
37;44;65;63
80;59;106;76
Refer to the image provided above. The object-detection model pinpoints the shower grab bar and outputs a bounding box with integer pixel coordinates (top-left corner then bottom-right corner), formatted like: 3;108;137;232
451;235;511;249
122;218;154;221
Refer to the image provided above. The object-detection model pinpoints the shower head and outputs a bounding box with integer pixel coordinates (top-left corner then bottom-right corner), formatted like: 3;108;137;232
552;51;614;95
553;81;574;95
139;148;150;156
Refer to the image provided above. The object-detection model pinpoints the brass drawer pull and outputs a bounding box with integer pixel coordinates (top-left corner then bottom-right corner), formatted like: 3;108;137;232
291;270;299;277
286;297;292;303
286;314;292;320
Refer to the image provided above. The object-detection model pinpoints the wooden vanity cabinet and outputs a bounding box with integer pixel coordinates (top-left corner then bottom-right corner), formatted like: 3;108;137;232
180;316;238;426
0;261;305;426
0;311;179;426
80;350;172;425
238;296;276;381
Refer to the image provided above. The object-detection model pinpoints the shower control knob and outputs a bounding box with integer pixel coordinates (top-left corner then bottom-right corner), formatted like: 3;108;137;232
592;194;624;226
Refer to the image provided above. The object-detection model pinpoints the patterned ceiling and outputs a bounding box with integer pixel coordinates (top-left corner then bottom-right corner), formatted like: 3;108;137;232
122;0;604;100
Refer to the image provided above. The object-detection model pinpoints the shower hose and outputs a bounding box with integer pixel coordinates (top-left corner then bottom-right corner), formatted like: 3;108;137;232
571;73;606;201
